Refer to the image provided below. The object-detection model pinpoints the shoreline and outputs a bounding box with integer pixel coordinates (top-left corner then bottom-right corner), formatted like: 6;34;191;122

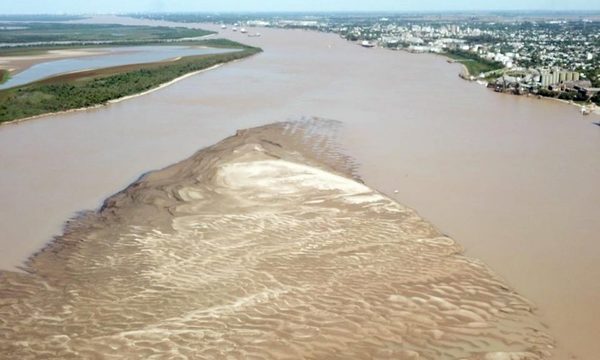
2;45;214;77
347;39;600;119
436;53;471;78
0;48;111;76
447;61;600;117
0;57;250;127
438;53;600;117
550;96;600;116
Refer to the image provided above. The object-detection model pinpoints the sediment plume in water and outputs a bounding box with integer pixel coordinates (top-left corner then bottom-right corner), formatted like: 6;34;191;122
0;119;554;359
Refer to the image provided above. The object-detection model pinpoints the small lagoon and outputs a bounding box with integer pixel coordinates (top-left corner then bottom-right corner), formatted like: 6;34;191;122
0;45;236;89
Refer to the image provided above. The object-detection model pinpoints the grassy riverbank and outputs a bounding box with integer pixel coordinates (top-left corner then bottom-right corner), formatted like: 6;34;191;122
445;49;504;77
0;70;8;85
0;40;261;124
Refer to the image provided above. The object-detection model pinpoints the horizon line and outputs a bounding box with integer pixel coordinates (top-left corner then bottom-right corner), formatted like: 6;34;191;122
3;9;600;15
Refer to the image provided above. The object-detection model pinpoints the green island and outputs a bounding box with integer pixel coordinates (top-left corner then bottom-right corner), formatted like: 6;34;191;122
0;22;214;44
444;49;504;78
0;39;261;123
0;15;87;22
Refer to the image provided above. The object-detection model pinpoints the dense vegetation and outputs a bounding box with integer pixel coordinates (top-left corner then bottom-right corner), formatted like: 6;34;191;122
0;70;8;85
0;40;260;123
581;68;600;88
0;38;243;57
445;49;504;76
0;15;86;21
591;92;600;106
0;23;214;44
537;87;599;106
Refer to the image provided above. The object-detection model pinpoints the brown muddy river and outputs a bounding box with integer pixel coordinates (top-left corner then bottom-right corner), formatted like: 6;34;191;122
0;16;599;359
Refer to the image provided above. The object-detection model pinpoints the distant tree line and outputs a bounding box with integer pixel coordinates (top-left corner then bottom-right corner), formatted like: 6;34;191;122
0;23;214;44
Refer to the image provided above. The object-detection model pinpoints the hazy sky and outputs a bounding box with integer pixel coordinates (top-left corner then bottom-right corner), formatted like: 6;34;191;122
5;0;600;14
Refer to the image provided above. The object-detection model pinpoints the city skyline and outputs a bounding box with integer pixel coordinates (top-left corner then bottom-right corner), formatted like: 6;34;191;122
3;0;600;14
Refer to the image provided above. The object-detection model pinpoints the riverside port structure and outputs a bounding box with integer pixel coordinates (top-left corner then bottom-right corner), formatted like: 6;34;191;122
541;68;580;87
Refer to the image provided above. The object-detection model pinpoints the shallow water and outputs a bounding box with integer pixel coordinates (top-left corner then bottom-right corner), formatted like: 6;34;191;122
0;16;599;359
0;45;235;89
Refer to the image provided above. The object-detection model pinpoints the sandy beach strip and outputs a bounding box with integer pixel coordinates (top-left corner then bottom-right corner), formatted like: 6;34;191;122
0;48;110;74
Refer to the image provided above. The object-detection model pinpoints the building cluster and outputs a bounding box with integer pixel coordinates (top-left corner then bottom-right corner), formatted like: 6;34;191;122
493;68;592;92
331;19;599;72
244;14;599;89
133;12;600;103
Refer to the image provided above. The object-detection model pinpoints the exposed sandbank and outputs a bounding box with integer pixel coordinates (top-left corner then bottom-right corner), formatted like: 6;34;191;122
0;48;109;74
0;121;554;359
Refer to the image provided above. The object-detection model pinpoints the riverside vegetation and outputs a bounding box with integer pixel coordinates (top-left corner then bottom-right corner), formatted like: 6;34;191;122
0;22;214;44
0;70;8;85
445;49;504;77
0;22;216;58
0;40;261;123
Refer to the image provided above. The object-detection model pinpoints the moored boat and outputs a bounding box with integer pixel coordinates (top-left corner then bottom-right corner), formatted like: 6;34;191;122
360;40;375;48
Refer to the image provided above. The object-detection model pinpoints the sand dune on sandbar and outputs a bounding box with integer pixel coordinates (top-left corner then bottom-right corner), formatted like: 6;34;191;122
0;120;554;359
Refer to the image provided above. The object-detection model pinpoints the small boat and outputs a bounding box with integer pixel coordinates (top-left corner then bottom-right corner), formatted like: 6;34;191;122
221;25;227;29
232;27;238;32
581;106;591;116
248;32;261;37
360;40;375;48
240;28;248;34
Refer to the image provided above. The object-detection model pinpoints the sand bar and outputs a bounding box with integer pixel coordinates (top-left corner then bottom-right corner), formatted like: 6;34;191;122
0;121;555;359
0;49;108;74
0;16;598;359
